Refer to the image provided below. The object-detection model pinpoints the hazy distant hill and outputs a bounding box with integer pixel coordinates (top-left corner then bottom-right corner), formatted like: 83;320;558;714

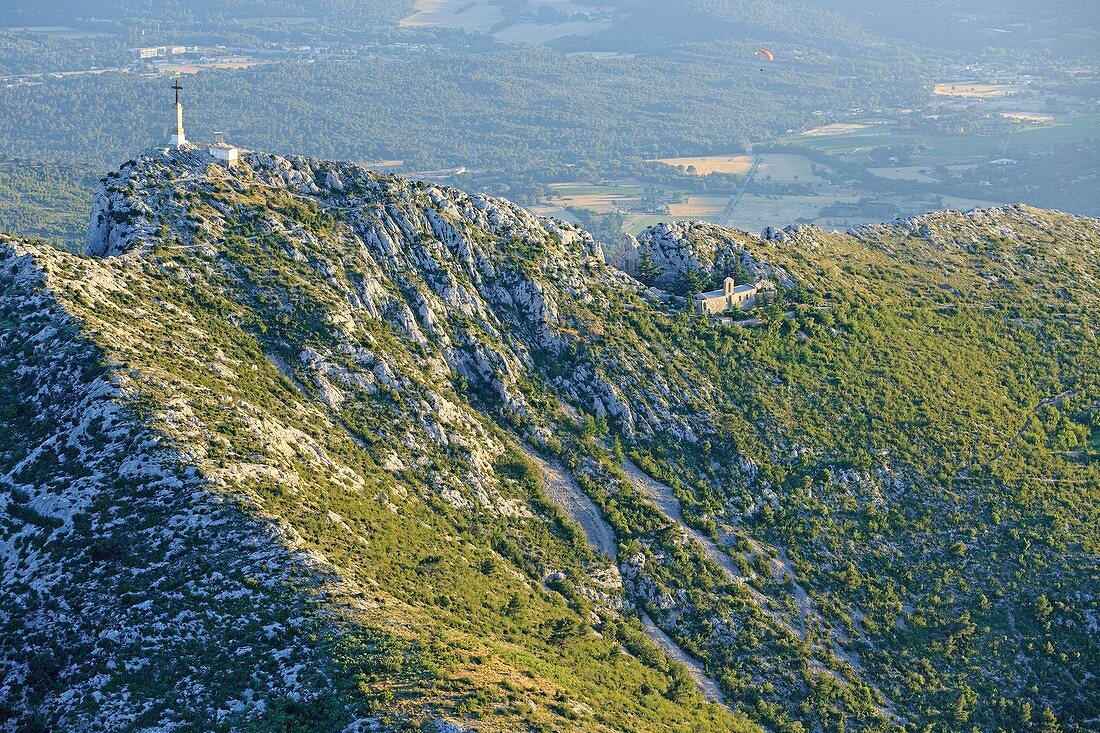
550;0;883;53
0;0;412;27
809;0;1100;56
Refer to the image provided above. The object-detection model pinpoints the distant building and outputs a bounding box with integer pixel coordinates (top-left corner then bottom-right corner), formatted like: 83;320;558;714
209;133;239;166
136;45;189;60
694;278;773;315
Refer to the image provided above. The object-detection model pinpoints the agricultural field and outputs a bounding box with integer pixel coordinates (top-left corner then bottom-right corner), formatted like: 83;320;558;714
1001;112;1055;123
790;130;919;155
361;159;404;170
494;18;611;44
400;0;502;31
1008;114;1100;146
802;122;871;137
868;166;939;183
788;113;1100;162
755;153;825;183
653;153;824;181
934;82;1022;98
726;193;863;231
544;182;645;212
668;195;732;217
527;204;582;223
652;154;754;175
938;194;1005;211
525;73;1100;243
158;61;263;74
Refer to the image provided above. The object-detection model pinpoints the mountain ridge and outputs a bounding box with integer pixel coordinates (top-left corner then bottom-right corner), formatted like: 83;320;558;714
1;147;1097;732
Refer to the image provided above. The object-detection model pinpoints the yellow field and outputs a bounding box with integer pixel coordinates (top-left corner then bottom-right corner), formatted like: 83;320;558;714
556;195;639;212
667;195;731;217
652;154;754;175
1001;112;1055;123
542;182;646;213
400;0;503;31
934;83;1020;99
545;192;640;213
802;123;869;137
653;153;823;182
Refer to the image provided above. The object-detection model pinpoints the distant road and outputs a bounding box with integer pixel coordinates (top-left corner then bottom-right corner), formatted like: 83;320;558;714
717;153;760;227
0;67;125;83
1;60;266;85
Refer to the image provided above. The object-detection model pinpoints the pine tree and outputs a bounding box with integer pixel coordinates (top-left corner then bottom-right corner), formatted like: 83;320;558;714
1039;707;1061;733
638;245;662;285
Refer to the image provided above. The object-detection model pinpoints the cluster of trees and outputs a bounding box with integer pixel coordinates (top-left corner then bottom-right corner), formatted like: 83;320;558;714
0;156;92;246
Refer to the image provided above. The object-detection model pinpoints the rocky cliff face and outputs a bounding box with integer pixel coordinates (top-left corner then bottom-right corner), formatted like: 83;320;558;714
2;148;1098;733
613;220;792;291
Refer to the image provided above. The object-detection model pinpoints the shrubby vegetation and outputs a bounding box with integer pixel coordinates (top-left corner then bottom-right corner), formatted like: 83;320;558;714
595;215;1100;732
0;157;93;246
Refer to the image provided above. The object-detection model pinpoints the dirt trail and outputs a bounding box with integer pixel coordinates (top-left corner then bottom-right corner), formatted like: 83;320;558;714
620;459;899;717
621;458;807;638
620;458;749;583
522;448;617;560
639;612;726;704
522;448;729;704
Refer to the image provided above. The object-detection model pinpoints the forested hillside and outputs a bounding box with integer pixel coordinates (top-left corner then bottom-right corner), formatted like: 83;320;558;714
0;46;927;172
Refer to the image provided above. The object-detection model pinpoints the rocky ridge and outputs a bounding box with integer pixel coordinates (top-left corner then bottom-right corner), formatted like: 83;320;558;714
1;147;1097;732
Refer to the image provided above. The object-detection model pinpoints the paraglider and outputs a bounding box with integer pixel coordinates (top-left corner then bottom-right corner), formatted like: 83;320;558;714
755;48;774;71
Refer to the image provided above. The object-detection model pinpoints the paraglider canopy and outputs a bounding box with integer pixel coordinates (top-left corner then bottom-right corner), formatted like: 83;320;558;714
755;49;774;61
